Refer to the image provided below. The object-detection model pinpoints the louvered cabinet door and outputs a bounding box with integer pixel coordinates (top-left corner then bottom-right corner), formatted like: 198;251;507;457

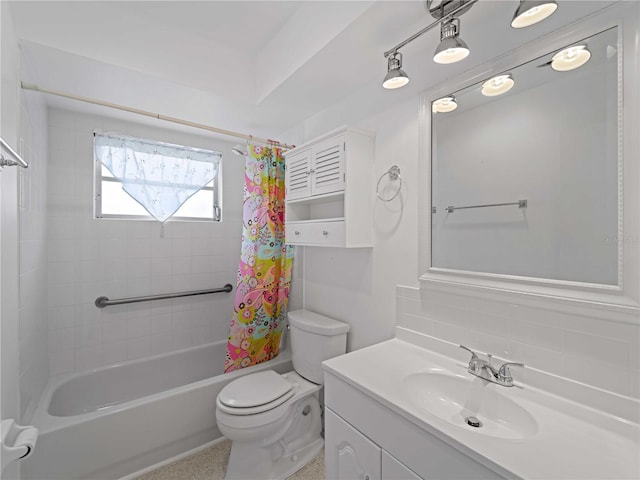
285;148;313;200
311;136;345;196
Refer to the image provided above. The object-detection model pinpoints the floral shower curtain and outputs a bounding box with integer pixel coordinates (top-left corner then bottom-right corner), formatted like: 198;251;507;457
224;144;294;372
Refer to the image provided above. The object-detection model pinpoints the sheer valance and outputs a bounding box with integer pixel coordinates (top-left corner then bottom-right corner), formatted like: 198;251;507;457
95;132;221;222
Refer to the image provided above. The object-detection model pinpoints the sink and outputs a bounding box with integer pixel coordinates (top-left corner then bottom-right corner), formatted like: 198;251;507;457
403;370;538;440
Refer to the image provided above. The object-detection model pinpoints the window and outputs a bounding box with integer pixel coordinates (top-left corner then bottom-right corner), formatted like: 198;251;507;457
94;132;222;222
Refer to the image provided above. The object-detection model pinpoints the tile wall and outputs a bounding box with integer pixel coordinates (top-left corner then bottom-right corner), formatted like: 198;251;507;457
397;285;640;399
46;109;244;376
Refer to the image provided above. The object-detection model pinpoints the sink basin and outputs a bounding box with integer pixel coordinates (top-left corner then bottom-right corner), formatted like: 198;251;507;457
404;371;538;440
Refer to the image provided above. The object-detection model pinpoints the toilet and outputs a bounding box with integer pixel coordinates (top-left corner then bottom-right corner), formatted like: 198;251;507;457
216;309;349;480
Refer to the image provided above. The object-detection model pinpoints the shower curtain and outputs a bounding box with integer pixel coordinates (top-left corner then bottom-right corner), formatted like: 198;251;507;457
224;144;294;372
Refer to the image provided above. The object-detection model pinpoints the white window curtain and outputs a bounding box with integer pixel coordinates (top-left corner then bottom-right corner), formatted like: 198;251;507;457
95;132;222;222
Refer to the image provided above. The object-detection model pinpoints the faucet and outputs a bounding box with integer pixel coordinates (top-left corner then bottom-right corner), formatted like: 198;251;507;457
459;345;524;387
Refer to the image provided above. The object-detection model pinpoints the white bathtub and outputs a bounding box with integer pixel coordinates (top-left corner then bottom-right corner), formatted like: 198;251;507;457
24;340;293;480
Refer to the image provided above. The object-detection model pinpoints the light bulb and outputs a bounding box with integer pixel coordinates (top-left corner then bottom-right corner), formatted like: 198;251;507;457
432;96;458;113
481;75;515;96
551;45;591;71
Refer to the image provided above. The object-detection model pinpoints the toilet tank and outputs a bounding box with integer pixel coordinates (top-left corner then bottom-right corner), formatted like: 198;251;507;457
288;309;349;384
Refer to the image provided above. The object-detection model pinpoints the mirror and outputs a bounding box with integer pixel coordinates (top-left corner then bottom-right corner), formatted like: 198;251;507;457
430;27;619;286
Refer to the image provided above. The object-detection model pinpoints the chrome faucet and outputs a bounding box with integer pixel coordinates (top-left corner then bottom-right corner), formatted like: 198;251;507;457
459;345;524;387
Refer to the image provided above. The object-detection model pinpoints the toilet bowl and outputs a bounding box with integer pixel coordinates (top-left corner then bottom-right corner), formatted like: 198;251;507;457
215;309;349;480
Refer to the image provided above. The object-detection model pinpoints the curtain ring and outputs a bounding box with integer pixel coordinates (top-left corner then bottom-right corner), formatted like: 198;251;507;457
376;165;402;202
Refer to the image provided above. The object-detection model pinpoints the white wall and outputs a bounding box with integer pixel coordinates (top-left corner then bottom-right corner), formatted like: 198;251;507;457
18;57;50;423
44;109;268;375
289;25;639;400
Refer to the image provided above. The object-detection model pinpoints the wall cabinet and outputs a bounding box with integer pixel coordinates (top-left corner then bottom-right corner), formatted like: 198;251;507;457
284;126;373;248
324;373;505;480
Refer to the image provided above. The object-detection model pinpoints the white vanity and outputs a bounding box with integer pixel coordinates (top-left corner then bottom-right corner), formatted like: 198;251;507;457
322;328;640;480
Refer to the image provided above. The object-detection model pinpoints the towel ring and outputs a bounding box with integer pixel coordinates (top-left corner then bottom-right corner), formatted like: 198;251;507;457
376;165;402;202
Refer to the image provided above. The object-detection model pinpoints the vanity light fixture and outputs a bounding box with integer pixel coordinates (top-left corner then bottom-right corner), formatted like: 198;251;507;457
511;0;558;29
381;0;559;90
433;18;470;65
481;74;515;96
383;52;410;89
432;96;458;113
551;45;591;71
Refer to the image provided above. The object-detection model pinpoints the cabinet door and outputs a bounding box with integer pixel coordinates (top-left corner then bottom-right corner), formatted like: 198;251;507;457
285;148;312;200
311;136;345;196
325;408;381;480
382;451;422;480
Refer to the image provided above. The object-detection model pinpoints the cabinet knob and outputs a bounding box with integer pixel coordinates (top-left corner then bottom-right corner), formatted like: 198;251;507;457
322;230;328;236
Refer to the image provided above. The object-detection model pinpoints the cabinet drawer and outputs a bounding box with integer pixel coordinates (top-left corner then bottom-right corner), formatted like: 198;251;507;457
286;221;345;247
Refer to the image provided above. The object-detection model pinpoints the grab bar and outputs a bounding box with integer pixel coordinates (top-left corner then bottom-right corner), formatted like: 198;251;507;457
445;199;527;213
95;284;233;308
0;137;29;168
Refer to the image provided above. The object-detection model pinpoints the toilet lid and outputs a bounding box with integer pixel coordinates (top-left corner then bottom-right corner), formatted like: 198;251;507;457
218;370;293;410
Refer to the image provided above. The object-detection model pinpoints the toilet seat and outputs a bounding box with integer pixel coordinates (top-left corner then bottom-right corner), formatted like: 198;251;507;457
218;370;294;416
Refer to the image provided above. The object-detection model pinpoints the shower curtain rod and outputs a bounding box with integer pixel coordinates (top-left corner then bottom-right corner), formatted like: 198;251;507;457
21;82;295;150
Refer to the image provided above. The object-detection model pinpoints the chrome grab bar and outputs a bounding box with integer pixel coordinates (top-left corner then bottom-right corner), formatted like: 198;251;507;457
445;199;527;213
95;284;233;308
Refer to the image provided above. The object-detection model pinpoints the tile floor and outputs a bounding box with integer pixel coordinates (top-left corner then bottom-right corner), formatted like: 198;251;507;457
135;440;325;480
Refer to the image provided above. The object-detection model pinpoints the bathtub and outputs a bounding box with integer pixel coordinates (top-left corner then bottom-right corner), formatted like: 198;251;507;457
24;340;292;480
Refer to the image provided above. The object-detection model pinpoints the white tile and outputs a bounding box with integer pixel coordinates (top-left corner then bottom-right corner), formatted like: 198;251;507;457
431;320;468;346
102;318;128;343
151;236;172;257
172;256;191;275
631;343;640;370
211;318;230;342
507;341;563;376
102;341;128;366
150;331;173;355
403;313;433;335
508;318;562;352
47;239;78;262
127;239;152;260
48;261;76;285
191;256;212;274
150;312;173;333
562;354;632;397
48;305;76;330
76;346;102;371
47;282;76;307
75;322;102;347
151;260;172;277
172;329;191;350
172;274;191;292
172;238;192;258
127;337;150;360
127;316;150;339
48;216;78;240
192;237;213;256
190;325;212;346
562;330;630;368
49;349;75;376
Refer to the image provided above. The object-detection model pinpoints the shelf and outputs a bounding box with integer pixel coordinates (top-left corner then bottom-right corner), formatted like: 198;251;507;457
286;217;345;225
285;190;344;205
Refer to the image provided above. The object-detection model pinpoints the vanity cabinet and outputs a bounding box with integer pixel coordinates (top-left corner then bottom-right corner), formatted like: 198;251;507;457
325;409;381;480
284;126;373;248
324;373;505;480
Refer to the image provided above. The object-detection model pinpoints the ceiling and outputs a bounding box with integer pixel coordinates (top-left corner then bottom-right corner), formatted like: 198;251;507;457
8;1;616;142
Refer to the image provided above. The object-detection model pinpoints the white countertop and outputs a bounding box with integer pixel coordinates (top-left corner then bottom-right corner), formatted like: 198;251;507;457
322;330;640;480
